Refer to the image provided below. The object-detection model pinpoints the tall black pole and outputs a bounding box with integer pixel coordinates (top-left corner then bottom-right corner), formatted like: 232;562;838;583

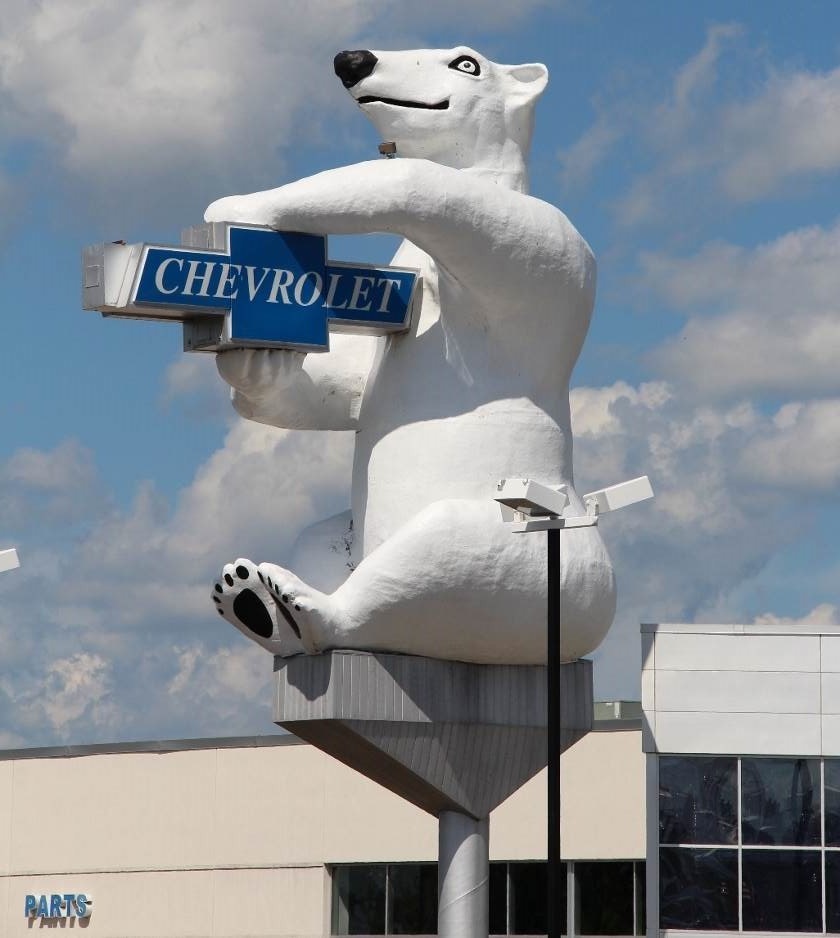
547;526;562;938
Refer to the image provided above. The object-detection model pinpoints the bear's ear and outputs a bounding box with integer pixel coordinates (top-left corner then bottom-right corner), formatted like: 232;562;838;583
505;62;549;103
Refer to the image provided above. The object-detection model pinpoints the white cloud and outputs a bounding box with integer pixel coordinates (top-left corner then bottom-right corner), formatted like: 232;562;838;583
718;66;840;201
678;54;840;207
566;23;743;226
641;222;840;310
736;399;840;491
48;418;354;630
569;381;837;699
754;603;839;627
6;652;117;738
622;23;744;224
0;438;108;527
654;308;840;400
0;1;383;226
165;642;271;714
671;24;742;114
612;177;659;230
3;438;97;490
0;0;558;229
158;640;272;734
0;631;275;743
379;0;554;31
559;117;620;190
162;355;220;402
161;354;232;420
0;411;353;744
572;381;671;437
0;2;363;168
0;730;25;749
570;25;840;228
644;220;840;399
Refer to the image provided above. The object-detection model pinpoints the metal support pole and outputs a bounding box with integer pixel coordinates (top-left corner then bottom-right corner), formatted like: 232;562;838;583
438;810;489;938
547;527;563;938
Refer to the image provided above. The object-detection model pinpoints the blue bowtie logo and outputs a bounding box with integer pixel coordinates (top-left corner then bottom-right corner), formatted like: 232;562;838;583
87;223;419;352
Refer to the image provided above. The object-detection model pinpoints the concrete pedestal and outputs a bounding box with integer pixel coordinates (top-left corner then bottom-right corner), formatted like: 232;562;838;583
274;650;592;936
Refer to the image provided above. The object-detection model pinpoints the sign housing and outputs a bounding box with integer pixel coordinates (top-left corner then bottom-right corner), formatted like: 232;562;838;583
82;223;420;353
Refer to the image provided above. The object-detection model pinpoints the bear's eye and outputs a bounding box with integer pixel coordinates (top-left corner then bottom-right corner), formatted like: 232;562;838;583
448;55;481;77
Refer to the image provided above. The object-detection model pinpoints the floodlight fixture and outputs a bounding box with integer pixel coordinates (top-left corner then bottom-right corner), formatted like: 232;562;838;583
495;475;654;532
0;548;20;574
495;478;569;519
584;476;654;516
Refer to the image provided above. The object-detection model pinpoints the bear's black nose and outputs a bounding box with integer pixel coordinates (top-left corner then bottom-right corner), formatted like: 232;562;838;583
334;50;378;89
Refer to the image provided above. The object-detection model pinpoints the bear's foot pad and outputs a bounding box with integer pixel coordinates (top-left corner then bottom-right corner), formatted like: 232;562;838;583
212;557;303;655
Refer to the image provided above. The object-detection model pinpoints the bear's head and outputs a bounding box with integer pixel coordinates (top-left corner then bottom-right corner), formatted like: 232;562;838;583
334;47;548;183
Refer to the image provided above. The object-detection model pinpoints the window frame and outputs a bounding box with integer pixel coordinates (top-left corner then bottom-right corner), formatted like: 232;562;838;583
331;859;646;937
656;754;840;935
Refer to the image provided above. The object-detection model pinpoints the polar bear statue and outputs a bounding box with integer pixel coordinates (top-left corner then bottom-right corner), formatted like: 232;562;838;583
207;46;616;665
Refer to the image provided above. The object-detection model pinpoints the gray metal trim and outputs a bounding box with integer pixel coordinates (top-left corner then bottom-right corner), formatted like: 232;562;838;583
591;719;642;732
0;733;299;762
641;621;840;635
645;753;659;938
0;711;638;764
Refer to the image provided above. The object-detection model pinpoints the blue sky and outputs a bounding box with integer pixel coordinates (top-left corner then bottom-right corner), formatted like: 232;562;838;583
0;1;838;746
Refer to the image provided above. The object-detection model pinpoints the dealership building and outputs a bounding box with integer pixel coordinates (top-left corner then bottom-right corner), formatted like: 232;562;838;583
2;622;840;936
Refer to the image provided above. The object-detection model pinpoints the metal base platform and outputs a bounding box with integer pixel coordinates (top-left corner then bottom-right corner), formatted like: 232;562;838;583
274;650;592;818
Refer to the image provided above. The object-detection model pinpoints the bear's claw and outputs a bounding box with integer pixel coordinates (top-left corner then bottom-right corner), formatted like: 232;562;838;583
258;562;325;654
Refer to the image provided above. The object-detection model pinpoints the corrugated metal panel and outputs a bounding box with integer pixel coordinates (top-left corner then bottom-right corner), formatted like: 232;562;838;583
274;651;592;818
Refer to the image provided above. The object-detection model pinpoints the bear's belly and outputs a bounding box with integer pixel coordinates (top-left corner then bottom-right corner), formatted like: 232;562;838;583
353;400;574;556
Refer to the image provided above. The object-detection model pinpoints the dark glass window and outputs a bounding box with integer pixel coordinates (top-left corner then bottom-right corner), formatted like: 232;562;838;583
489;863;507;936
509;861;551;935
741;849;822;932
659;847;738;930
634;861;646;935
334;864;386;935
660;756;737;844
390;863;437;934
334;860;647;936
576;861;634;935
826;760;840;846
826;850;840;931
741;758;821;846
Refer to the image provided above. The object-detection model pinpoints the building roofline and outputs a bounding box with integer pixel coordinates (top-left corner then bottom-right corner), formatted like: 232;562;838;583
0;733;303;762
642;622;840;635
0;700;643;761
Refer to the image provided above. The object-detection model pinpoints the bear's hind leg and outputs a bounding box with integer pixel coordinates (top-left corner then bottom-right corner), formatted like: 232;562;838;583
246;498;614;665
298;498;615;664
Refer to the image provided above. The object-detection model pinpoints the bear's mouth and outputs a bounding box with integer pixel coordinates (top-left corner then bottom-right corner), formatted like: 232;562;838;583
357;96;450;110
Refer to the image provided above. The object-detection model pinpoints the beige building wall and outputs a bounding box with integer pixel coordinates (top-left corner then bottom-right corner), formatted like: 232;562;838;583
0;727;644;937
0;760;12;877
493;728;645;862
4;869;328;938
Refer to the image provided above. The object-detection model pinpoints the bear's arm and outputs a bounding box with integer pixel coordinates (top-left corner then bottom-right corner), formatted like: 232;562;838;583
205;159;595;320
217;332;377;431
